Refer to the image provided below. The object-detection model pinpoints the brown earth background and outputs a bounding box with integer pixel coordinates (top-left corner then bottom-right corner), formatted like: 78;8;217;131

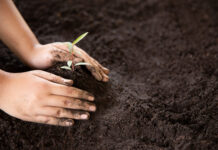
0;0;217;149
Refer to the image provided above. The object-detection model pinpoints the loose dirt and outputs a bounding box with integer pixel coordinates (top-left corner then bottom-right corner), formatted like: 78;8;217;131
0;0;217;149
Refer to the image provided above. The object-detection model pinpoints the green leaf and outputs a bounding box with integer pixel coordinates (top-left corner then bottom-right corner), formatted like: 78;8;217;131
60;66;72;70
72;32;88;45
67;60;73;67
74;62;91;67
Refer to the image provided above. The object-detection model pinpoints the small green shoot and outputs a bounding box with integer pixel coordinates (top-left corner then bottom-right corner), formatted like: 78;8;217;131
60;66;71;70
72;32;88;46
74;62;91;67
60;60;73;70
61;61;91;71
67;60;73;67
61;32;91;71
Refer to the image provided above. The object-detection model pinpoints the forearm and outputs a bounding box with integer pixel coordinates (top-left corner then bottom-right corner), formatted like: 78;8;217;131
0;0;39;64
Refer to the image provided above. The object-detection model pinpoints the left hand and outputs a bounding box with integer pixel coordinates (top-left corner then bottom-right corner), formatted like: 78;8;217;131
28;43;109;82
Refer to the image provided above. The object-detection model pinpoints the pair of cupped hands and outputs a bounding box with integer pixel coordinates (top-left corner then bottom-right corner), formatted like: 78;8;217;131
0;42;109;126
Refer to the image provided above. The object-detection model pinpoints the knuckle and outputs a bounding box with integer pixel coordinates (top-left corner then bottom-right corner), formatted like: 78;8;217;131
77;91;84;98
56;109;62;117
78;90;87;98
80;101;91;110
83;91;90;98
74;99;83;106
84;102;92;108
63;99;71;107
80;91;85;98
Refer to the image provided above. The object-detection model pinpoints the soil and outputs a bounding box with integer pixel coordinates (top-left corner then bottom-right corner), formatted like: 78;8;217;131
0;0;218;149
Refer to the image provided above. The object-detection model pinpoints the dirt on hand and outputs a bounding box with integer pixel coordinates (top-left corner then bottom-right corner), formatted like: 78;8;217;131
0;0;217;149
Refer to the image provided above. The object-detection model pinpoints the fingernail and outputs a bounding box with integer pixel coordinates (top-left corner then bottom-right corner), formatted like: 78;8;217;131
89;105;96;111
88;96;95;101
103;67;110;72
81;114;89;119
104;67;109;71
103;77;109;82
65;120;74;126
64;79;73;85
87;93;95;101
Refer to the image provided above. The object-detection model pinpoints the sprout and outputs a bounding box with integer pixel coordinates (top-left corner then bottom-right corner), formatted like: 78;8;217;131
72;32;88;46
61;60;91;71
60;66;72;70
61;32;91;71
74;62;91;67
67;60;73;67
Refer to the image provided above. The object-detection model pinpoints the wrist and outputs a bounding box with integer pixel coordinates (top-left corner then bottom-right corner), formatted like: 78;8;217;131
0;69;10;81
21;43;42;68
0;70;11;109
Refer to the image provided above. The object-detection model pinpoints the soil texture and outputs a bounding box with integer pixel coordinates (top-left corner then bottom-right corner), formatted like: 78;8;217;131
0;0;218;149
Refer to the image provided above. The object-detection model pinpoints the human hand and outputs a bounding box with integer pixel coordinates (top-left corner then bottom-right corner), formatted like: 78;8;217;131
0;0;108;82
0;70;96;126
28;43;109;82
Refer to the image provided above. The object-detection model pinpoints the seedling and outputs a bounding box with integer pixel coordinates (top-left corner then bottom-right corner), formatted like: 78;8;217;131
60;32;91;70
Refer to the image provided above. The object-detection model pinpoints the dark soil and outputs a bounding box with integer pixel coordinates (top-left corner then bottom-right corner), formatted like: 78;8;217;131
0;0;218;149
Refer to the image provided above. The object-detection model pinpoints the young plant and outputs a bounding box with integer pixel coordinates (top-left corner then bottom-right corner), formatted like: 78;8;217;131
60;32;91;70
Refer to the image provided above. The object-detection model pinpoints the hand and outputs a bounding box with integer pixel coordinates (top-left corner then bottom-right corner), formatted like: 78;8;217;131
0;0;108;81
0;70;96;126
28;43;109;82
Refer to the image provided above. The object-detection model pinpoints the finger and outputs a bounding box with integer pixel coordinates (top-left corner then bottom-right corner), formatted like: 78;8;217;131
91;59;109;82
73;57;83;64
86;65;102;81
50;83;95;101
71;45;107;79
45;95;96;112
92;59;110;75
31;70;73;85
35;115;74;126
102;67;110;74
60;44;107;81
38;107;90;120
100;70;109;82
81;54;106;81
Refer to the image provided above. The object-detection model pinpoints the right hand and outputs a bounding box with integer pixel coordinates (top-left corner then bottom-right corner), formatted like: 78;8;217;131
26;43;109;82
0;70;96;126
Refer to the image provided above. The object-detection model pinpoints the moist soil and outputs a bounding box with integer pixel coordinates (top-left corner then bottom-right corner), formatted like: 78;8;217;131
0;0;218;149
